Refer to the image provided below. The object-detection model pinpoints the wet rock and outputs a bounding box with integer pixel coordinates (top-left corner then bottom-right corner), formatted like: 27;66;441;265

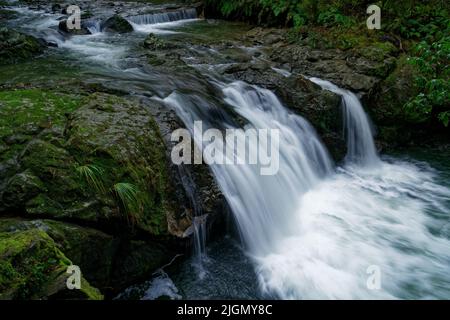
365;55;421;148
0;90;175;238
0;27;44;65
0;213;178;297
143;33;171;51
222;61;345;161
58;19;91;35
101;14;133;33
0;220;103;300
143;99;229;240
2;170;45;207
51;4;61;13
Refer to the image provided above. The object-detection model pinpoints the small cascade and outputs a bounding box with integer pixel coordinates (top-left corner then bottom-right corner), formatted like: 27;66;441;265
176;165;209;278
309;77;380;166
127;8;197;25
192;214;208;277
84;20;102;34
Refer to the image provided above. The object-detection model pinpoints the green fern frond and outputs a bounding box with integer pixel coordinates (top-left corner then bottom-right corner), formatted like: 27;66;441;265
113;182;148;222
76;164;106;194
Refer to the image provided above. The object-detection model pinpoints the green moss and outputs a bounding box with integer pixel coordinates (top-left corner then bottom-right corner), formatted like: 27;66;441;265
0;229;69;299
0;219;104;300
0;89;82;162
1;91;169;236
66;93;170;235
0;27;43;65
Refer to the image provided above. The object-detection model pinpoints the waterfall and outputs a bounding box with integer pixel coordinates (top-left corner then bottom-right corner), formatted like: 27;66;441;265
84;20;101;34
164;81;334;256
164;78;450;299
309;77;380;166
177;165;208;277
127;8;197;25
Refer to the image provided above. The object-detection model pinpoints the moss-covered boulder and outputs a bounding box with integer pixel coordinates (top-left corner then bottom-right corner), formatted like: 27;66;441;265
65;93;171;234
366;55;421;146
0;88;191;297
0;28;44;65
0;223;102;300
0;90;172;235
101;15;133;33
0;218;115;291
0;217;177;296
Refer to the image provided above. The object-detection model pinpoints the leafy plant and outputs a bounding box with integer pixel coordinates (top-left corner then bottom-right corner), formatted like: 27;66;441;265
317;7;355;28
76;164;106;194
113;182;147;223
405;35;450;126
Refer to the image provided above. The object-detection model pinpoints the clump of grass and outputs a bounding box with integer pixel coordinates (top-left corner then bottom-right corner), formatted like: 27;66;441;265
76;164;106;194
113;182;148;224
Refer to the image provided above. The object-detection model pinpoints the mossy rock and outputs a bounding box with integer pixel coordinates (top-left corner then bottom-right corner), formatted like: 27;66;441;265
0;225;102;300
0;218;115;291
366;55;422;147
65;93;170;235
0;89;82;162
0;27;44;65
1;169;46;206
101;15;133;33
368;55;420;126
0;90;171;236
0;218;177;296
143;33;171;51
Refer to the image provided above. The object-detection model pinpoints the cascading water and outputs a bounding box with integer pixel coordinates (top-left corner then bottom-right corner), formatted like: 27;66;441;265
127;9;198;33
127;9;198;25
309;77;379;166
84;20;102;34
164;76;450;299
163;81;334;256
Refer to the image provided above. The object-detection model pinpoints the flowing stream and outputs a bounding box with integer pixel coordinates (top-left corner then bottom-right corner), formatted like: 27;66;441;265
3;1;450;300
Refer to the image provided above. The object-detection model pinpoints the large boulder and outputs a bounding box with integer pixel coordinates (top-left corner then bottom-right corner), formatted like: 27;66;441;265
0;220;103;300
0;89;190;296
0;217;178;297
101;15;133;33
58;20;91;35
0;90;173;235
0;27;44;65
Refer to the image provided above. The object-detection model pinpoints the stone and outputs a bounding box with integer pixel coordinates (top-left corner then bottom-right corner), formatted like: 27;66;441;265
101;15;133;33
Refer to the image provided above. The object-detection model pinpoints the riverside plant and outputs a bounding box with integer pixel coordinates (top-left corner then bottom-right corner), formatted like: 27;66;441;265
76;164;146;226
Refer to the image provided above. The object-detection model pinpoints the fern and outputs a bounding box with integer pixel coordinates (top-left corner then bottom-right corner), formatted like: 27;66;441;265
113;182;147;223
76;164;106;194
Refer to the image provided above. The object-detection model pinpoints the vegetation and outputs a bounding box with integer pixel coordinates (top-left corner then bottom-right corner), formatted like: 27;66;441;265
76;164;107;195
208;0;449;127
405;35;450;126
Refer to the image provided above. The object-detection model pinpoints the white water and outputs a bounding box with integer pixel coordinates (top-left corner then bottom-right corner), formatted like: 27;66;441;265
127;9;198;34
127;9;198;25
165;78;450;299
309;77;380;167
164;81;334;255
